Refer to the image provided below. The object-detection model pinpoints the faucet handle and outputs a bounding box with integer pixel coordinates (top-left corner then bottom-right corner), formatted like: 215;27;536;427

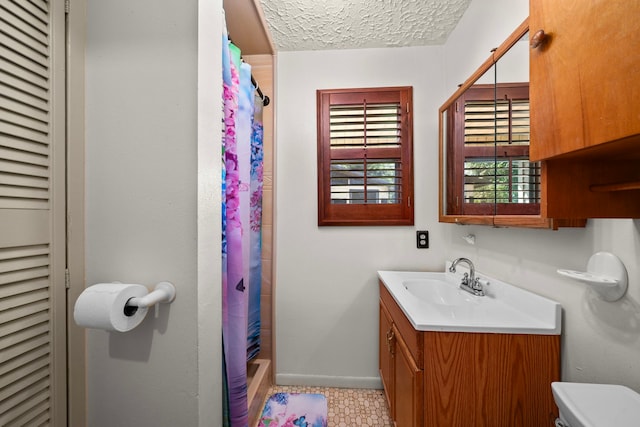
476;278;490;288
461;272;469;285
472;278;490;295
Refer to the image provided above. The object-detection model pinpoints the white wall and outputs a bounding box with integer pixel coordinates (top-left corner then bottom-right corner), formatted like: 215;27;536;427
275;0;640;392
442;0;529;91
274;45;448;387
85;0;222;425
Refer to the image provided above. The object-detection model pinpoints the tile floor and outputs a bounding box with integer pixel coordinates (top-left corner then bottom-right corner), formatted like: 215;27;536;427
256;385;393;426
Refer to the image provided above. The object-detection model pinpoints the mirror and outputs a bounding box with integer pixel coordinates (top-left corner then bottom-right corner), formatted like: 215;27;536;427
442;63;497;219
439;20;534;224
494;29;538;216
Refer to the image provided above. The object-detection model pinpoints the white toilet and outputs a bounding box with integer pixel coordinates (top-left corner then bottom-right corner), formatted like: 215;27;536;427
552;382;640;426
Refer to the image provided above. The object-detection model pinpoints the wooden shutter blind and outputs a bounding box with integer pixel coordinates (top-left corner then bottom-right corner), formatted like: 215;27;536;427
329;102;402;205
317;87;413;226
1;0;64;425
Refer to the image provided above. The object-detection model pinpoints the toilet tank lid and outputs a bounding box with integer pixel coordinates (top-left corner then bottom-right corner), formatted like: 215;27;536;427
552;382;640;427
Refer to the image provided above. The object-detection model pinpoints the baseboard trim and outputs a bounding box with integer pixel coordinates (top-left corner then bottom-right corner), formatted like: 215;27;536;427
275;374;382;389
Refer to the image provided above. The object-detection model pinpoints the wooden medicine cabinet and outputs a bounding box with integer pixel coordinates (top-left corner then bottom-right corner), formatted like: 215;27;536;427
439;19;585;229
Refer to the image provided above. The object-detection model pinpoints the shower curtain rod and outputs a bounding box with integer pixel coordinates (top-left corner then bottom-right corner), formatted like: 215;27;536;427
250;74;270;107
227;36;271;107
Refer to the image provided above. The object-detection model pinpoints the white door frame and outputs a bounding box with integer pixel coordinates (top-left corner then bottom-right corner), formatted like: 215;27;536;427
65;0;87;425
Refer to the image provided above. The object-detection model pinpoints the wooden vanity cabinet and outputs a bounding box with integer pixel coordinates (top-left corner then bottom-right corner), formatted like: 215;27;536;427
380;283;424;427
379;282;560;427
529;0;640;217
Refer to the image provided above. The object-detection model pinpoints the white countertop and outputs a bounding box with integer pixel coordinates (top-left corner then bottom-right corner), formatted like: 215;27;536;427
378;267;561;335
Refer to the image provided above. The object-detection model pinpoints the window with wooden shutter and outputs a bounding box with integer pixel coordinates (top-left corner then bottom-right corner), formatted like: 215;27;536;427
447;83;539;216
317;87;414;226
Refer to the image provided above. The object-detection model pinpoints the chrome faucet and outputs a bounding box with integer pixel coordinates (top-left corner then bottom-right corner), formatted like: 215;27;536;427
449;257;485;296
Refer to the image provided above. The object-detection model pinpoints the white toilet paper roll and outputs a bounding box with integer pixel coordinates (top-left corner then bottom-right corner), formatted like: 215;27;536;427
74;283;149;332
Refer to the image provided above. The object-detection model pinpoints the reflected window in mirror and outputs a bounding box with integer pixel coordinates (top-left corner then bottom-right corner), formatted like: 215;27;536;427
446;83;540;216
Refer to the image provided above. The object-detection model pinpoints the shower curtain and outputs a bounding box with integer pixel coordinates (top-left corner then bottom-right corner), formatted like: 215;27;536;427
222;15;264;427
222;30;247;427
247;95;264;361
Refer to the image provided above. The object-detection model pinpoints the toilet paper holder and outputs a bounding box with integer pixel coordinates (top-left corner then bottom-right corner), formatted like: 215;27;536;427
123;281;176;316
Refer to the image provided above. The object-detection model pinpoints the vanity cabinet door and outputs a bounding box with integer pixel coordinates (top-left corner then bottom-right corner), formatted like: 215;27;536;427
530;0;640;161
379;301;395;417
393;324;423;427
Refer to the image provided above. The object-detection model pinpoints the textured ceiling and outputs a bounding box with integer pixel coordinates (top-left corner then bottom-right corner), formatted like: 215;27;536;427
259;0;472;51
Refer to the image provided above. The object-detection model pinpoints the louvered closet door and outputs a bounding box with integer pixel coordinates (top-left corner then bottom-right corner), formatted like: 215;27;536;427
0;0;67;425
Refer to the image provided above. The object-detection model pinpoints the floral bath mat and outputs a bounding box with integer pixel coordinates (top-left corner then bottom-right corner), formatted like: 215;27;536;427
258;392;328;427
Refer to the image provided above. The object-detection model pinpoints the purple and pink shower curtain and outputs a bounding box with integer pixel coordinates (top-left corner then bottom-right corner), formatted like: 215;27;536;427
247;93;264;361
222;17;264;427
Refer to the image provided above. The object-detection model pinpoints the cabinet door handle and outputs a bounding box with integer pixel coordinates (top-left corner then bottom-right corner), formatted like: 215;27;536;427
387;329;395;357
530;29;547;49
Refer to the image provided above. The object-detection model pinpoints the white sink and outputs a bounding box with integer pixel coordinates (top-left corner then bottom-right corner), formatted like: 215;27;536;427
552;382;640;427
403;278;477;307
377;264;561;334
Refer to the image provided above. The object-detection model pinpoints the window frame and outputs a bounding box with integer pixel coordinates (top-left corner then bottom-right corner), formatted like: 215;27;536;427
317;87;414;226
446;82;539;216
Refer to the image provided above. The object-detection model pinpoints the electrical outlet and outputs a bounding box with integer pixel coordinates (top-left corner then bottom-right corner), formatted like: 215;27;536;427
416;230;429;249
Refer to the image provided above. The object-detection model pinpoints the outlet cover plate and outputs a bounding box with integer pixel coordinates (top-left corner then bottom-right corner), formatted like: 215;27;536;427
416;230;429;249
